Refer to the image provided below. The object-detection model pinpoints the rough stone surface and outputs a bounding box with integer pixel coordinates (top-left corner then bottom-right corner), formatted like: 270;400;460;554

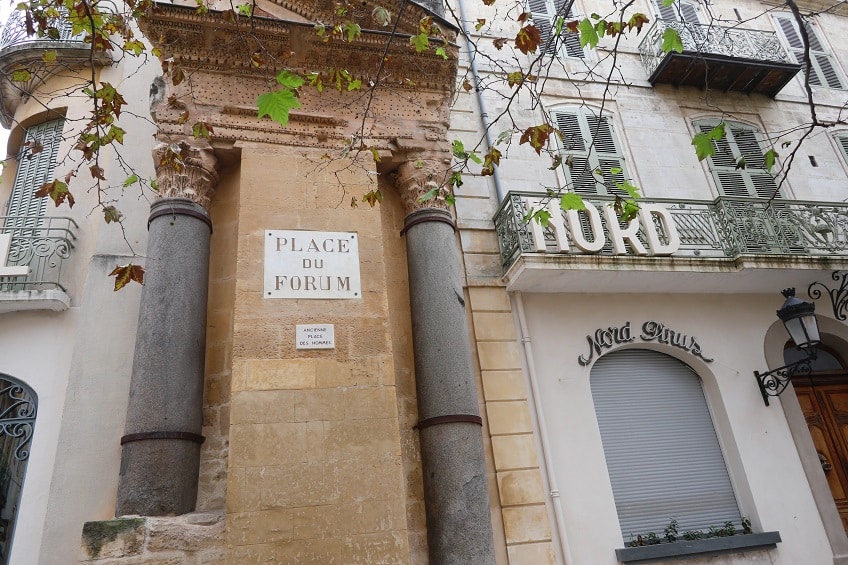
404;207;497;564
116;198;213;516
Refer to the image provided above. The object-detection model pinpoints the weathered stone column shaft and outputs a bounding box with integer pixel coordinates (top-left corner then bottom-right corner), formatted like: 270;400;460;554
116;197;212;516
404;206;496;565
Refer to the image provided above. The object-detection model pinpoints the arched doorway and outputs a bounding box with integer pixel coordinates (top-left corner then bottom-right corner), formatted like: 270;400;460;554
0;374;36;564
789;344;848;533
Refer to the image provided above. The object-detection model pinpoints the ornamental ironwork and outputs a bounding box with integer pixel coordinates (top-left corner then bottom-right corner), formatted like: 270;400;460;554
638;19;792;79
0;380;36;462
0;9;79;51
494;192;848;270
808;271;848;321
0;216;77;292
754;355;814;406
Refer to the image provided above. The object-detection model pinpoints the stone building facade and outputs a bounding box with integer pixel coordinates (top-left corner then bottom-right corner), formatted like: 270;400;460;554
2;0;848;563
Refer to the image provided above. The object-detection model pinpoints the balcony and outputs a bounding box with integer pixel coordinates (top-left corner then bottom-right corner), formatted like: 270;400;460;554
493;192;848;293
0;9;111;127
0;216;77;312
638;20;801;97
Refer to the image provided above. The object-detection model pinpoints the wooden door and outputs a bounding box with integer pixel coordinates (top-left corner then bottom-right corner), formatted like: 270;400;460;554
794;378;848;533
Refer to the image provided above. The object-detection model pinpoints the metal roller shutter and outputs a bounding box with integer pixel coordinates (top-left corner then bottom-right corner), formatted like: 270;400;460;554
590;349;742;540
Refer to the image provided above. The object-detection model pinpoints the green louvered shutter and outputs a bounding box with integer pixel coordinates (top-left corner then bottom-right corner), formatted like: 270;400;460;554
552;108;628;196
773;14;845;90
5;119;65;230
696;120;781;199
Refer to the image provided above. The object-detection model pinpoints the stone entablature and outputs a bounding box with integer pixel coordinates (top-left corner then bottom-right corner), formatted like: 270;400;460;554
140;2;457;152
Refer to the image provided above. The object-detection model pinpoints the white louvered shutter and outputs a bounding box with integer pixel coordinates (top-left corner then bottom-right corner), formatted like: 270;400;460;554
696;121;781;199
774;14;845;89
5;119;65;230
835;133;848;165
529;0;584;58
591;349;742;539
652;0;700;23
552;108;628;196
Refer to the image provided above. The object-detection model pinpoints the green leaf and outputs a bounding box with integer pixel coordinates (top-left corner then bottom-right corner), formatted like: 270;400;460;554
578;18;599;48
435;46;448;60
553;15;564;36
691;123;724;161
452;139;466;158
257;89;301;126
417;186;440;202
531;208;552;227
468;152;482;164
560;192;586;211
764;148;778;171
123;174;139;187
410;32;429;52
617;181;641;199
342;21;361;41
662;0;675;6
275;69;304;89
495;130;513;145
11;68;31;82
42;50;57;63
661;27;683;53
236;3;252;15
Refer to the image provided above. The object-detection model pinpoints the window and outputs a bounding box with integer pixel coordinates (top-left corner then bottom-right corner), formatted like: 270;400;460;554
528;0;584;59
693;120;781;199
551;107;628;195
590;349;742;540
4;119;65;231
651;0;701;23
773;14;845;90
834;131;848;166
0;374;36;564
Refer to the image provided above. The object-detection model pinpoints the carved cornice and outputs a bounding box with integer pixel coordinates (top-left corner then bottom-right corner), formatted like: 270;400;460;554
267;0;457;37
152;138;219;209
139;3;457;91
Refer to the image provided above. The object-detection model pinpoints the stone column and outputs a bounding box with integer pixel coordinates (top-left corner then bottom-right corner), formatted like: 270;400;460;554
116;139;219;516
395;157;496;564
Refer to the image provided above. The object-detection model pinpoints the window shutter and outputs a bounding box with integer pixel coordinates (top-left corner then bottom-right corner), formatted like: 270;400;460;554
5;119;65;230
773;14;845;89
652;0;699;23
696;121;781;199
651;0;678;21
552;108;628;196
591;349;742;538
835;133;848;164
529;0;584;58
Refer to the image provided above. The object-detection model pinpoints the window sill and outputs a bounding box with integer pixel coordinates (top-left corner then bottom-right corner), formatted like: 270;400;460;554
615;531;781;563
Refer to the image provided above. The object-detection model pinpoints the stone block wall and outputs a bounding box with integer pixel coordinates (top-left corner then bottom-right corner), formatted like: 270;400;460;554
223;145;422;562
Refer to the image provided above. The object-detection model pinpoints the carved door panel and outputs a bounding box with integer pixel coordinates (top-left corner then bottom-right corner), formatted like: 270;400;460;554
795;382;848;533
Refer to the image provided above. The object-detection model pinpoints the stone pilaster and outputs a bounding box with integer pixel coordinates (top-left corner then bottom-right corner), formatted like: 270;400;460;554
116;138;219;517
394;154;497;564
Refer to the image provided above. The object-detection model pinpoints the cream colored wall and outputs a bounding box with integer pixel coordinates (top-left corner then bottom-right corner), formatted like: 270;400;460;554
517;292;834;564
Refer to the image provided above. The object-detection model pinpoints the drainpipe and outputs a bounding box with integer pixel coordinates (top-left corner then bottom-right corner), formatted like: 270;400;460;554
456;0;506;202
515;291;574;564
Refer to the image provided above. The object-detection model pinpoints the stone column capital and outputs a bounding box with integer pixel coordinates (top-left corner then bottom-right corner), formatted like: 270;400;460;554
393;153;453;217
152;138;219;209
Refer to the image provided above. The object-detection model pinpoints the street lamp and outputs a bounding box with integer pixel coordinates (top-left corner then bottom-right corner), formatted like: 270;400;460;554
754;288;820;406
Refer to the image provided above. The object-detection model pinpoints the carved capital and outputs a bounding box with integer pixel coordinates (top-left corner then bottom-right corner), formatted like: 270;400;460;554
152;139;219;209
393;155;453;216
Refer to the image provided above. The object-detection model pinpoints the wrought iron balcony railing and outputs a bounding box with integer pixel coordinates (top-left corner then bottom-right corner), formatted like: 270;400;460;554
0;9;80;51
494;192;848;270
0;216;77;292
637;19;801;96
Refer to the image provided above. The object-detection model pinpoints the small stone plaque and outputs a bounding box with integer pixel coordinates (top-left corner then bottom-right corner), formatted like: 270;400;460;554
265;230;361;299
296;324;335;350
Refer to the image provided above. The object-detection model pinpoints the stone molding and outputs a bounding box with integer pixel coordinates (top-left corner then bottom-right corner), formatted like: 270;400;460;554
151;139;220;209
